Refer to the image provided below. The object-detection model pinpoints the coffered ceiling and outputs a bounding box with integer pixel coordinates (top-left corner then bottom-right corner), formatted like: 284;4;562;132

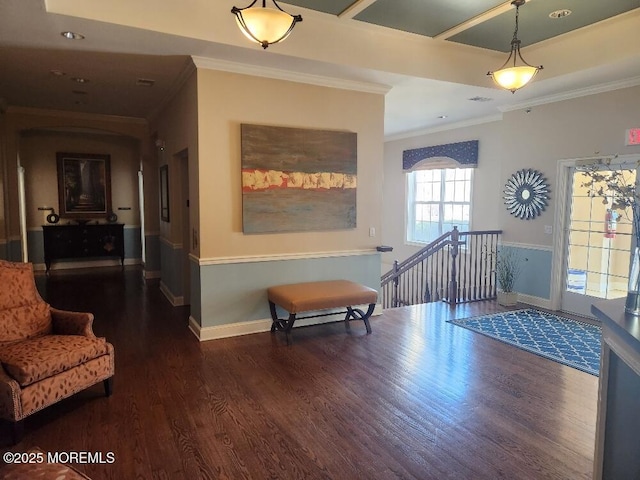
287;0;639;52
1;0;639;138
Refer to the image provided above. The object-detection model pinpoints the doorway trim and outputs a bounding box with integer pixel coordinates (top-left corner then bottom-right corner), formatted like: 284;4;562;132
550;153;640;312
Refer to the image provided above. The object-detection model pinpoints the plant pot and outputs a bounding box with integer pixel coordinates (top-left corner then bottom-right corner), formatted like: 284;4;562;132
497;291;518;307
625;246;640;315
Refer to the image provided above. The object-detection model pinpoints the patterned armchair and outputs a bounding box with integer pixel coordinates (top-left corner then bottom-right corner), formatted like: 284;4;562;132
0;260;114;444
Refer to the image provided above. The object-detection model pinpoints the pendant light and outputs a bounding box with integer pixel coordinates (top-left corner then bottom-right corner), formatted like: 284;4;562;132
487;0;543;93
231;0;302;49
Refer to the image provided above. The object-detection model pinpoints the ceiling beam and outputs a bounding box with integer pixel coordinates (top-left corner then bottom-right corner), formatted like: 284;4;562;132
339;0;377;19
434;0;530;40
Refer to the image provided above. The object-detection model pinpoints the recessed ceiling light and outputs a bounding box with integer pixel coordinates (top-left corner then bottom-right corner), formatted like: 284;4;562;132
438;115;448;119
549;9;571;19
61;31;85;40
468;96;493;102
71;77;89;84
50;70;66;77
72;90;88;95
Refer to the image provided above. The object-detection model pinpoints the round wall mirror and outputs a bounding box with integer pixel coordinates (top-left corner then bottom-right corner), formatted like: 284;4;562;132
504;169;550;219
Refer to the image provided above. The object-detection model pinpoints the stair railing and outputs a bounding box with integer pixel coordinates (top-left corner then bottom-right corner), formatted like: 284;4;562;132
381;228;502;308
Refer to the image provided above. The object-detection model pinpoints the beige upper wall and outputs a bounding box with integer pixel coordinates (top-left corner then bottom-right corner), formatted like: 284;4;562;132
500;86;640;246
382;85;640;266
383;120;504;266
196;68;385;259
19;131;140;229
1;108;149;238
149;70;199;252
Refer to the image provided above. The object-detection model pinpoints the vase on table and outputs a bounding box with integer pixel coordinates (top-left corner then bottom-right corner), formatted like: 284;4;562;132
625;246;640;315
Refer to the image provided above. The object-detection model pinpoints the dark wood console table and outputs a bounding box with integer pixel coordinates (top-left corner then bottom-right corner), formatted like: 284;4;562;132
42;224;125;272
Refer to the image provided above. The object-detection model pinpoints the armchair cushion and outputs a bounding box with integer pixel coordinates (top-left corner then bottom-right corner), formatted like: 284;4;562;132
0;335;111;387
0;302;52;346
51;308;94;337
0;261;52;344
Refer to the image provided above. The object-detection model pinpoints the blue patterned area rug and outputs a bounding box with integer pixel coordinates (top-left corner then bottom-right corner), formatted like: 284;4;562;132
448;309;601;376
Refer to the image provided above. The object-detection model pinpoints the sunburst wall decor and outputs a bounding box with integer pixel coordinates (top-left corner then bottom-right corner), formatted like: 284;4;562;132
504;169;550;219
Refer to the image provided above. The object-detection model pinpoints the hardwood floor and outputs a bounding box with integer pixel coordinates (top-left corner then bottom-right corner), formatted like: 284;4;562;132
1;267;598;479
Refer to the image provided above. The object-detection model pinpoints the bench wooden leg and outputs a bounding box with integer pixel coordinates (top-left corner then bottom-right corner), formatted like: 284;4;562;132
345;303;375;334
269;301;297;344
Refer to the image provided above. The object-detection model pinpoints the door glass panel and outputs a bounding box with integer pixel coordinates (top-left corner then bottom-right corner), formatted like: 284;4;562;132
566;168;635;300
568;245;589;270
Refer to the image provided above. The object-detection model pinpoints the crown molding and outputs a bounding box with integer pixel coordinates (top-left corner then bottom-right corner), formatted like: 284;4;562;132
191;56;391;95
499;76;640;113
385;74;640;142
385;114;503;142
5;106;147;125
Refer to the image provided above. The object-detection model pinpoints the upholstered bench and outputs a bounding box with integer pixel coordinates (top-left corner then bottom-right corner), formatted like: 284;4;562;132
267;280;378;344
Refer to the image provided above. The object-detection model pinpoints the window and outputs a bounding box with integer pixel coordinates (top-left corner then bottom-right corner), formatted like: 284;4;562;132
406;168;473;244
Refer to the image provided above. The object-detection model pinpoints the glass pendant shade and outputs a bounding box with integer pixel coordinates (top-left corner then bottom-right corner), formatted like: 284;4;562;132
490;64;540;92
232;1;302;49
487;0;542;93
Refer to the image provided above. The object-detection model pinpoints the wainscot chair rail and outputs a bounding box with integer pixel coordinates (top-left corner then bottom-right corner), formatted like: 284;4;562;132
381;228;502;308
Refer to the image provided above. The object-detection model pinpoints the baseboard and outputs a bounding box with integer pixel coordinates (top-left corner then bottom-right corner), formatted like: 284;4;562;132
189;316;271;341
160;281;184;306
33;258;141;271
144;270;161;280
517;293;552;310
191;303;383;342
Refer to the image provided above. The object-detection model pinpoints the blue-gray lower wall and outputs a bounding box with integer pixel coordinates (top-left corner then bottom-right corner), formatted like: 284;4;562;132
502;244;553;300
196;252;381;329
160;239;183;299
7;239;21;262
0;241;7;260
145;234;161;273
190;257;201;324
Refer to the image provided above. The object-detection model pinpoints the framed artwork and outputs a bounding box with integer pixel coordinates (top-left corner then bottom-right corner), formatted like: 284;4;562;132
241;124;357;234
160;164;170;222
56;152;112;219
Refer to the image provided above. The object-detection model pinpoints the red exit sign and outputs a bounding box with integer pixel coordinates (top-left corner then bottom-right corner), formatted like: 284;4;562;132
627;128;640;146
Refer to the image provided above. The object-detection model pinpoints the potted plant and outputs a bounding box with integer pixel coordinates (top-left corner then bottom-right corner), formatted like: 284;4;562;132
496;248;523;306
579;159;640;314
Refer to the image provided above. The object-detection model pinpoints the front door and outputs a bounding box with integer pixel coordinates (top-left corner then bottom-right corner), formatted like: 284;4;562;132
561;166;634;317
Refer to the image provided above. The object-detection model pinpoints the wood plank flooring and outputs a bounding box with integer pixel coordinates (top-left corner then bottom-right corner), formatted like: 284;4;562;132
1;267;598;479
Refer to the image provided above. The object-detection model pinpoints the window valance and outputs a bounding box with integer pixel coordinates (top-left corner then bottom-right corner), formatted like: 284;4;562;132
403;140;478;171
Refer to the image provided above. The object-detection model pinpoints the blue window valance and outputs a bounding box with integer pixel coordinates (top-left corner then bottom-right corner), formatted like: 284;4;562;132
403;140;479;171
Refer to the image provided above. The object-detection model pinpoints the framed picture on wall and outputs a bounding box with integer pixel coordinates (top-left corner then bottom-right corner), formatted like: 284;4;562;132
56;152;112;219
160;164;170;222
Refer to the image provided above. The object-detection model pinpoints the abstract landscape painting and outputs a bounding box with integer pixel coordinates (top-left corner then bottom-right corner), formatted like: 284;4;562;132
241;124;357;234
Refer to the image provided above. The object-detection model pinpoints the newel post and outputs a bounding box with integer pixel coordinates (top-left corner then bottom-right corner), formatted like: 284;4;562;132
448;226;459;305
392;260;399;308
